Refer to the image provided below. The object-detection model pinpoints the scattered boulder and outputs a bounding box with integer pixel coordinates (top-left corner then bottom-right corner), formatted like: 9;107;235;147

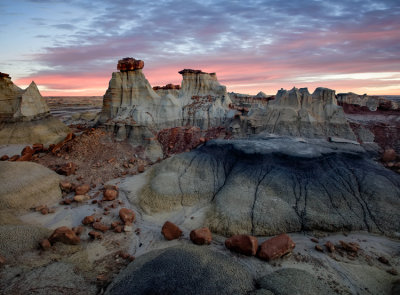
88;231;103;240
103;189;118;201
225;234;258;256
73;194;90;203
59;181;73;192
39;239;51;250
119;208;135;224
382;149;397;162
190;227;212;245
325;241;335;253
82;215;95;225
56;162;77;176
105;244;254;295
315;245;323;252
0;155;9;161
75;184;90;195
48;226;80;245
339;240;360;253
92;222;109;233
161;221;182;240
257;234;295;261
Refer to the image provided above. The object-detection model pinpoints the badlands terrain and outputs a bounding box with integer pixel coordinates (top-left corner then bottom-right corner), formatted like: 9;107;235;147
0;59;399;295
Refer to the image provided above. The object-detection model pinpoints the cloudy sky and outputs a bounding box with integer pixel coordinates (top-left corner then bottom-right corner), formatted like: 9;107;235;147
1;0;399;96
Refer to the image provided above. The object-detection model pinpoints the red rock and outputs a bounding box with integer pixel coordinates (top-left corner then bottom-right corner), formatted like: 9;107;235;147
190;227;212;245
92;222;109;232
382;149;397;162
310;237;319;243
111;221;122;229
35;205;47;212
137;165;145;173
117;57;144;71
114;225;123;233
161;221;182;240
257;233;296;261
49;226;80;245
16;153;33;161
64;132;75;142
59;181;73;192
89;231;103;240
9;155;20;161
40;239;51;250
72;226;84;236
62;198;72;205
119;208;135;224
0;155;9;161
32;143;44;153
21;146;33;156
0;255;6;266
82;215;95;225
103;189;118;201
56;162;77;176
75;184;90;195
325;241;335;253
339;240;360;253
315;245;324;252
73;194;90;202
225;234;258;256
40;207;49;215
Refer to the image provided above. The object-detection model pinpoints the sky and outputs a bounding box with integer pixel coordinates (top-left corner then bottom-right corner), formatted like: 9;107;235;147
0;0;399;96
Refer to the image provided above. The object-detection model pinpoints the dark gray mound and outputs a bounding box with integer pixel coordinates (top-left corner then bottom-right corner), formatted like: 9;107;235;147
105;244;254;295
140;137;400;236
257;268;335;295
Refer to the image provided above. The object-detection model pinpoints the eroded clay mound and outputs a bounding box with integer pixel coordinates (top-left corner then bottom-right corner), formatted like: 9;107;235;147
105;244;254;295
0;161;61;210
138;137;400;237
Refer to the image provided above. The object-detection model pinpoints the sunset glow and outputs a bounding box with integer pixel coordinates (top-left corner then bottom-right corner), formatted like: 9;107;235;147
1;0;399;96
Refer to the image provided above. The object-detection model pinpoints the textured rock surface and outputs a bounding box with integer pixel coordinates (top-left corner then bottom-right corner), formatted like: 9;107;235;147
161;221;182;240
137;136;400;236
105;244;254;295
257;234;295;260
337;92;399;111
236;87;357;140
0;161;61;210
257;268;335;295
0;224;51;259
0;75;69;144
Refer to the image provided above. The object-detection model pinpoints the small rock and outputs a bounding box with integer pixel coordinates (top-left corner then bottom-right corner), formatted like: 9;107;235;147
114;225;123;233
161;221;182;240
39;239;51;250
32;143;44;153
59;181;73;192
56;162;77;176
89;231;103;240
378;256;389;265
382;149;397;162
92;222;109;233
35;205;47;212
123;225;133;232
0;255;6;266
75;184;90;195
225;234;258;256
103;189;118;201
339;241;360;253
119;208;135;224
82;215;95;225
315;245;324;252
49;226;80;245
72;226;84;236
325;241;335;253
73;194;90;202
387;268;398;276
190;227;212;245
9;155;20;161
40;207;49;215
111;221;122;229
62;198;73;205
310;238;319;243
257;233;296;261
137;165;145;173
0;155;9;161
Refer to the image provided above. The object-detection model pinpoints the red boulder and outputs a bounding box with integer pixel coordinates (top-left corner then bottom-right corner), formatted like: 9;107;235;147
75;184;90;195
190;227;212;245
225;234;258;256
119;208;135;225
49;226;80;245
161;221;182;240
103;189;118;201
257;233;295;261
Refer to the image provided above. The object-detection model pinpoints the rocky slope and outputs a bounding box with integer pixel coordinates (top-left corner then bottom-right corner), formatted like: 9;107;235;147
0;73;69;144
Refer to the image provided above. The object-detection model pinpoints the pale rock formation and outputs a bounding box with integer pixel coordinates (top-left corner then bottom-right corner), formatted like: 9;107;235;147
337;92;399;111
0;74;69;144
235;87;357;140
98;60;232;160
255;91;268;98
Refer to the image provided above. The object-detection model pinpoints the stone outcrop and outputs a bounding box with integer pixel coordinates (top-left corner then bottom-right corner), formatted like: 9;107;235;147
105;244;254;295
98;59;232;160
337;92;399;111
117;57;144;71
0;74;69;144
234;87;357;140
134;136;400;237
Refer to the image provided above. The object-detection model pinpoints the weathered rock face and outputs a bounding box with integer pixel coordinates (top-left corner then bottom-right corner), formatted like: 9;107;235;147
0;74;69;144
337;92;399;111
99;59;232;159
136;136;400;237
235;87;357;140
